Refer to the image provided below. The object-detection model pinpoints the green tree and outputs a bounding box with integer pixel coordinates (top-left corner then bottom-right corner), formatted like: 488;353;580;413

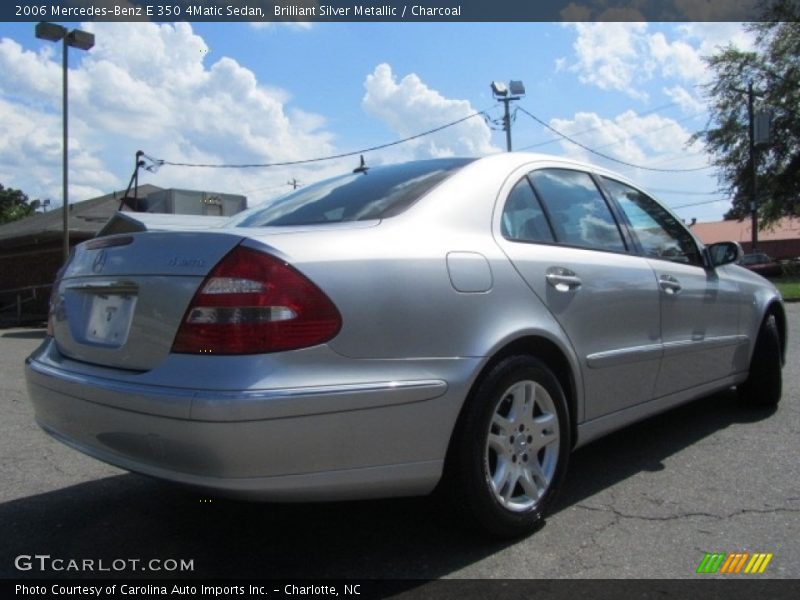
692;2;800;224
0;183;42;225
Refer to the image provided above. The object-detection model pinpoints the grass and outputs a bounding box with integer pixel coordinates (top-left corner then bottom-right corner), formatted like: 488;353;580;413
772;276;800;301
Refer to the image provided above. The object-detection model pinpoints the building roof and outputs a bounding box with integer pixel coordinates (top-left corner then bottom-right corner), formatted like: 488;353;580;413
691;216;800;245
0;185;162;250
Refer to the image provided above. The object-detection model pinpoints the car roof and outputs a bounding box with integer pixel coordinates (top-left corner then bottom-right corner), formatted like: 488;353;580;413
471;152;653;193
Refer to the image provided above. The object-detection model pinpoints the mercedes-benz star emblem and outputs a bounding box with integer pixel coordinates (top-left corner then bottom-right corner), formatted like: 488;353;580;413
92;250;107;274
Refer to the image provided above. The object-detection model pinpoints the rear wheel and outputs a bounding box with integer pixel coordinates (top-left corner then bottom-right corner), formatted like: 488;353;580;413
739;314;782;408
447;355;570;538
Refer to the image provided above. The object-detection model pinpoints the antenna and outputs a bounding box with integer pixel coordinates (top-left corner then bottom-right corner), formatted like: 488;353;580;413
353;154;369;174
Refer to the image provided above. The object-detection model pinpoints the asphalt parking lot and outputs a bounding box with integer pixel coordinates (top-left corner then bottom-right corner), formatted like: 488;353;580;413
1;306;798;584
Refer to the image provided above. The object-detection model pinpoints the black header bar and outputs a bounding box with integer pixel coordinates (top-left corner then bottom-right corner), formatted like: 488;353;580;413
5;0;787;23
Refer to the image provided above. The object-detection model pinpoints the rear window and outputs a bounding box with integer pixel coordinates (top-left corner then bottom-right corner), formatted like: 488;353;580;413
232;158;474;227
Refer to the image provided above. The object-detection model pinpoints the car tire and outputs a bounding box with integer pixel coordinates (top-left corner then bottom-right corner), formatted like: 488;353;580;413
446;355;570;538
739;314;782;408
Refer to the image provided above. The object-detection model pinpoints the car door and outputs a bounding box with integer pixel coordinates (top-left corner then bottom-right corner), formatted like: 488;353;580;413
495;167;662;420
599;177;745;398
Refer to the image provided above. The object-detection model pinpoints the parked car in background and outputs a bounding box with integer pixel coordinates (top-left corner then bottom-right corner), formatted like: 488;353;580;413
26;153;787;538
740;252;783;278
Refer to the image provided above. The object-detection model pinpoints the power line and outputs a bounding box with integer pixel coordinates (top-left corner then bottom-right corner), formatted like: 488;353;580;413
650;188;721;196
150;109;493;170
669;198;728;210
239;182;292;195
516;106;713;173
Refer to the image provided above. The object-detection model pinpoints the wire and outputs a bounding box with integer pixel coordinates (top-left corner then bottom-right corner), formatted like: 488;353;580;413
152;110;493;169
516;106;713;173
650;188;721;196
670;198;728;210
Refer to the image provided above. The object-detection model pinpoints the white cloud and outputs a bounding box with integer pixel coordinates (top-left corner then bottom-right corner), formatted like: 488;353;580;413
564;22;756;102
549;110;704;170
663;85;706;115
0;38;62;105
362;63;498;161
647;32;706;82
675;22;756;58
2;27;499;211
567;22;652;100
0;23;339;209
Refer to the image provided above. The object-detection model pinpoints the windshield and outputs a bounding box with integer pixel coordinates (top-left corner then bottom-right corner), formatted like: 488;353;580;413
231;158;474;227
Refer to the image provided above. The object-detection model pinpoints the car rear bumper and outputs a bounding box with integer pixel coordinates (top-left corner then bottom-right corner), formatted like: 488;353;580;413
25;345;467;501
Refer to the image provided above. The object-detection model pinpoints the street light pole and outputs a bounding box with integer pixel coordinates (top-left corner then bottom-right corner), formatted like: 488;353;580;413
35;22;94;264
61;33;69;263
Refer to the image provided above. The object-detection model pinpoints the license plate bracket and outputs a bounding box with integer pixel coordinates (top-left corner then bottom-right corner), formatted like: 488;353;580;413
85;293;137;347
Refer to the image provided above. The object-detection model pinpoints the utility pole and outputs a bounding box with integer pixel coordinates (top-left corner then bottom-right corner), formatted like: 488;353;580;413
747;81;758;251
490;81;526;152
501;99;513;152
287;178;301;190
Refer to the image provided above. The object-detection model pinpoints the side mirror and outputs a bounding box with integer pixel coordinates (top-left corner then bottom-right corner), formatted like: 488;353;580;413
708;241;743;268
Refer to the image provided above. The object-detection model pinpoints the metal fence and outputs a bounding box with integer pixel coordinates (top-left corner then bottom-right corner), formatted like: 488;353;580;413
0;284;51;325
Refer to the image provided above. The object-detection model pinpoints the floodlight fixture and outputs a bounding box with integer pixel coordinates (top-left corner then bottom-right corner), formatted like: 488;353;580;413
35;22;67;42
66;29;95;51
491;81;508;97
509;80;526;97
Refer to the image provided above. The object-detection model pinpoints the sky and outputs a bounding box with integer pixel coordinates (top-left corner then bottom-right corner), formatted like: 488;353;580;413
0;20;757;223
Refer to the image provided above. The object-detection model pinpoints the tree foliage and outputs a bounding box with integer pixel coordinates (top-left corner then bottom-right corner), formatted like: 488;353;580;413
693;1;800;224
0;184;41;225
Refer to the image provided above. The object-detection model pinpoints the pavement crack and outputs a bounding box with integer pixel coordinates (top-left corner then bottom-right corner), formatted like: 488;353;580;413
575;503;800;523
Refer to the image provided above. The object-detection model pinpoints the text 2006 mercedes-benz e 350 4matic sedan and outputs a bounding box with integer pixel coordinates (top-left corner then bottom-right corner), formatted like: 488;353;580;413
26;153;786;537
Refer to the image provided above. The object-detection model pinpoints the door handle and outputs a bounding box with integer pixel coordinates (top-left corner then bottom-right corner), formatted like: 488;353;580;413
659;274;682;295
546;267;582;292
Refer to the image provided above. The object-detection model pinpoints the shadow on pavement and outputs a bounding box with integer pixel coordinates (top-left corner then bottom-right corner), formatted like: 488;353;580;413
555;388;777;512
0;476;508;580
0;388;776;581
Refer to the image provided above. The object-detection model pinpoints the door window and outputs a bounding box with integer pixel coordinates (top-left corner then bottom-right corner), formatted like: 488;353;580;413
501;178;555;243
529;169;626;253
601;177;702;266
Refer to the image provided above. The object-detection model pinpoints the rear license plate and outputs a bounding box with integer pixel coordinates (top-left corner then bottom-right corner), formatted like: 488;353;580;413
85;293;137;346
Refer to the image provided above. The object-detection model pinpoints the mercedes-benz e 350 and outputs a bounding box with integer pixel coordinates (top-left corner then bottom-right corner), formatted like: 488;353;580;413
26;154;786;537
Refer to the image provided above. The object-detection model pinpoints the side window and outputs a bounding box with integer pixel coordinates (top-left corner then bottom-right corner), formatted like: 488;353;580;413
501;178;555;243
528;169;626;252
601;177;702;266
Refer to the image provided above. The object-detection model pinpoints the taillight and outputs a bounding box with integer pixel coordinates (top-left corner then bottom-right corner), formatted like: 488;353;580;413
47;264;68;337
172;246;341;355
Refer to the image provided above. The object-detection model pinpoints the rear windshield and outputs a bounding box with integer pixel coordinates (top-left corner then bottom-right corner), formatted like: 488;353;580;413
231;158;474;227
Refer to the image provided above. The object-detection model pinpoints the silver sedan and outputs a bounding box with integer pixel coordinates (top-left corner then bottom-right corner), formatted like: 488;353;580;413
26;153;786;538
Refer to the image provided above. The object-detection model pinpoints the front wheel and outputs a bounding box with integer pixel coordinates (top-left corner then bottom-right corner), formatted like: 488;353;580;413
447;355;571;538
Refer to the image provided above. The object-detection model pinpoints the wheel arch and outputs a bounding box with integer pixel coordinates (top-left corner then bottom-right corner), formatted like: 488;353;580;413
454;335;580;451
765;300;788;367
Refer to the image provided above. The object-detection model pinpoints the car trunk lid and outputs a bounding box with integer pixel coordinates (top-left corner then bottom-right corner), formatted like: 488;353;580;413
51;231;245;371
